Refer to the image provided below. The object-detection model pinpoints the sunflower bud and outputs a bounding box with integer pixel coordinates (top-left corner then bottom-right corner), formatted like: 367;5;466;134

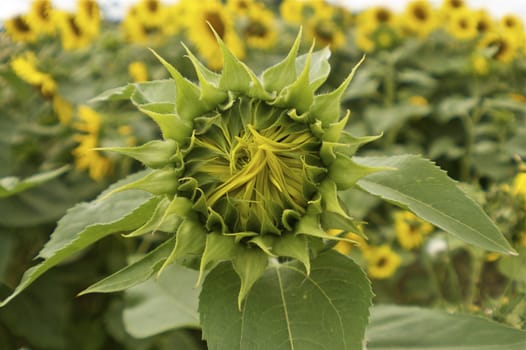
103;29;381;306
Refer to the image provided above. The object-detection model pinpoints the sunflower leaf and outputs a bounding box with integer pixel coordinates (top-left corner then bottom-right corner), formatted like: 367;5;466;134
367;305;526;350
356;155;516;255
199;250;372;350
0;171;160;307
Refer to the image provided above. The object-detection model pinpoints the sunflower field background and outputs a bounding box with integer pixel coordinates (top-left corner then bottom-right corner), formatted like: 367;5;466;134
1;0;526;349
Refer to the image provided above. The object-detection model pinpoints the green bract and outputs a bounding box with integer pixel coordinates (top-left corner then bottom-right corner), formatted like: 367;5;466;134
100;31;378;304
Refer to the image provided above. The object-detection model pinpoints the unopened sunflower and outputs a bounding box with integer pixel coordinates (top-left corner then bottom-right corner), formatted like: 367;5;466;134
98;30;380;305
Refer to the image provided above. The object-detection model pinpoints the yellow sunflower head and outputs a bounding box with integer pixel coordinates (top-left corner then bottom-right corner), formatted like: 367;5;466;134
27;0;56;35
185;0;245;69
394;211;434;250
135;0;164;29
242;3;278;49
446;8;478;40
72;106;113;181
357;6;396;32
402;0;439;37
365;245;402;279
4;15;38;43
306;14;346;50
474;9;495;36
76;0;101;38
280;0;333;25
56;11;93;51
499;14;524;34
479;30;520;63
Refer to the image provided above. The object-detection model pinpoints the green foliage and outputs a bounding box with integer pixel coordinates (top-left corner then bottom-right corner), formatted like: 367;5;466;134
1;0;525;348
200;251;372;350
356;155;516;254
367;305;526;349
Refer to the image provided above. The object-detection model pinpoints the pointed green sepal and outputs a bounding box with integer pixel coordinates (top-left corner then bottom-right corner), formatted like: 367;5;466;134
248;235;277;257
182;43;228;108
150;49;209;120
272;233;311;274
338;132;383;157
330;154;393;190
232;246;268;309
124;197;176;237
323;111;350;142
208;25;251;92
321;211;365;238
261;29;302;92
272;41;315;114
95;139;178;169
138;104;193;143
296;214;356;243
197;233;237;286
320;180;350;218
296;46;331;91
310;55;365;125
158;218;206;276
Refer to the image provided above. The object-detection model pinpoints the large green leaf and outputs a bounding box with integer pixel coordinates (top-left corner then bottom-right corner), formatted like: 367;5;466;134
366;305;526;350
200;250;372;350
0;172;159;307
355;155;516;255
122;263;200;338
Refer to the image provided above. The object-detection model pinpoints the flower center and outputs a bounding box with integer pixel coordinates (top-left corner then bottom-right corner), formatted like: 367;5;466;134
14;16;31;33
184;98;323;234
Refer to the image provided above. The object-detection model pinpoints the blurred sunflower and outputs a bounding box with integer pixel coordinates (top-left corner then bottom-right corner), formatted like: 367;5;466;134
365;245;402;279
128;61;149;82
135;0;163;28
76;0;101;38
474;9;495;36
280;0;333;25
402;0;438;37
27;0;55;35
56;11;93;50
4;15;38;43
72;106;112;181
306;13;345;49
479;30;520;63
328;229;368;255
227;0;254;17
394;211;434;250
357;6;396;30
355;7;399;52
161;2;187;36
10;52;57;98
440;0;465;20
52;95;74;125
446;8;478;40
185;0;244;69
499;14;524;34
121;7;150;44
512;172;526;197
242;3;278;49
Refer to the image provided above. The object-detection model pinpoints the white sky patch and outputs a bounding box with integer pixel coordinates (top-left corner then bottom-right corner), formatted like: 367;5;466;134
0;0;525;22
